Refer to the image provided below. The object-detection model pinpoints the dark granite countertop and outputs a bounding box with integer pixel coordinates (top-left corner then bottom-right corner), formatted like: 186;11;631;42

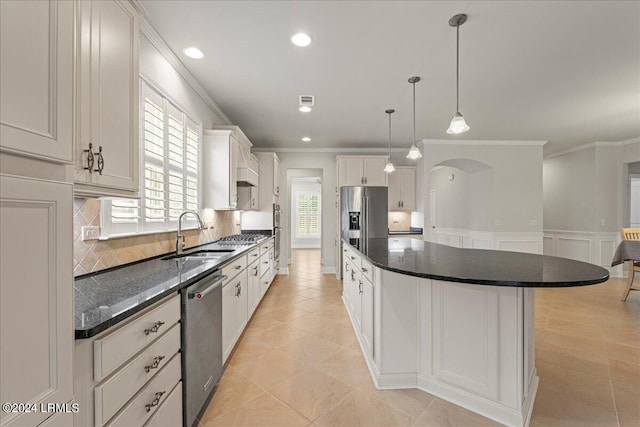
388;227;423;235
346;237;609;287
75;237;270;339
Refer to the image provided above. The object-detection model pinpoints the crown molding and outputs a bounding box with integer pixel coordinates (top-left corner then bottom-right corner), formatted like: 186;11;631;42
421;139;547;146
139;18;232;125
252;147;413;154
543;138;640;159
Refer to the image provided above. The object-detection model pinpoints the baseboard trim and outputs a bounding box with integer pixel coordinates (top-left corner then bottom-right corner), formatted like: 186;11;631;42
321;266;336;274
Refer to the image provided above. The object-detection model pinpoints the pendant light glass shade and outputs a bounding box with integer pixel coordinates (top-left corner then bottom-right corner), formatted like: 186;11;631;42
407;143;422;159
406;76;422;159
384;161;396;173
448;14;470;134
384;109;396;173
447;112;470;134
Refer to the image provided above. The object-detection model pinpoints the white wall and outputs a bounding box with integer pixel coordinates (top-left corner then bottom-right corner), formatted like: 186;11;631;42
291;179;322;248
542;138;639;276
423;141;544;234
139;30;229;129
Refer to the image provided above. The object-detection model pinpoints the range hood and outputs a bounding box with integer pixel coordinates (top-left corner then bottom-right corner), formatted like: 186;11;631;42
237;150;259;187
237;166;258;187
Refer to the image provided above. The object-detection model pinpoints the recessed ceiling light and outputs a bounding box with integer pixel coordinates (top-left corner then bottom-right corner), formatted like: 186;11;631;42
299;106;312;113
183;47;204;59
302;137;311;142
291;33;312;47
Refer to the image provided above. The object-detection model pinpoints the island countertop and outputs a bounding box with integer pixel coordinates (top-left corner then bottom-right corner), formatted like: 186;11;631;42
345;237;609;287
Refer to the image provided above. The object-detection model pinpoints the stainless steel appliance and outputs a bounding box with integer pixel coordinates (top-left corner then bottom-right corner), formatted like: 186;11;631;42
182;272;226;427
338;186;388;277
216;233;265;246
273;204;281;260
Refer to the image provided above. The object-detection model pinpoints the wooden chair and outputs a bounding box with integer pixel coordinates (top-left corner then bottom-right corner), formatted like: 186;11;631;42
620;227;640;300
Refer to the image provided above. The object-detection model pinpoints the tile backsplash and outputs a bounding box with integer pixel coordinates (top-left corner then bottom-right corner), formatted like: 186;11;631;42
73;198;241;276
388;211;411;231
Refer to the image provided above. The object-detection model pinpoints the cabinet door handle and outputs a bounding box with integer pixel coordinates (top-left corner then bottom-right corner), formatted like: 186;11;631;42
145;391;166;412
95;145;104;175
144;321;165;335
253;266;259;276
365;177;368;184
235;282;241;297
359;280;363;294
84;143;95;173
351;270;355;281
345;264;349;271
144;355;165;373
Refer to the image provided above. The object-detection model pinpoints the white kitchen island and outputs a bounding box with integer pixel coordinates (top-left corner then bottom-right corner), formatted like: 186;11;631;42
341;238;609;427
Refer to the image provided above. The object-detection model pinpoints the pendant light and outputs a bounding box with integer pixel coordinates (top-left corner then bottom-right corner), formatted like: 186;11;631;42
406;76;423;159
447;13;470;134
384;109;396;173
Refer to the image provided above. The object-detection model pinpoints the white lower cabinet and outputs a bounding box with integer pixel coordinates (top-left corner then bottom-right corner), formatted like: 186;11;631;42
74;294;182;427
248;261;261;316
342;250;372;358
143;382;182;427
0;175;74;427
222;270;248;363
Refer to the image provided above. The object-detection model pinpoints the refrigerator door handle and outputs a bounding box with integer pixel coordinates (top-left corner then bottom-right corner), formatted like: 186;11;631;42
362;196;368;252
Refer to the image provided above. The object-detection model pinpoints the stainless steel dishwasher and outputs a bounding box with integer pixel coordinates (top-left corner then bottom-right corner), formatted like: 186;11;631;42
181;271;225;427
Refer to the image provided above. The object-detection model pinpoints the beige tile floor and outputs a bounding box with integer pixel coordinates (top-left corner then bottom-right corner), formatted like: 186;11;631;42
199;249;640;427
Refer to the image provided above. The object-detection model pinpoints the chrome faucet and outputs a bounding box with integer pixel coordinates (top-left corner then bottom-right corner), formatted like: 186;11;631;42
176;210;205;255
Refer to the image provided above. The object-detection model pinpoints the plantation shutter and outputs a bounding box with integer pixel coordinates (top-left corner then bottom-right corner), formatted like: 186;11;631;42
296;192;320;237
102;80;201;237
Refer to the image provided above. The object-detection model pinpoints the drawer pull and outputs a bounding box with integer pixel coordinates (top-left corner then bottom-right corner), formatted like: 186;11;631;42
263;261;269;264
362;268;368;272
252;253;259;257
144;321;165;335
145;391;166;412
350;256;355;260
84;143;95;173
234;265;242;270
144;355;165;373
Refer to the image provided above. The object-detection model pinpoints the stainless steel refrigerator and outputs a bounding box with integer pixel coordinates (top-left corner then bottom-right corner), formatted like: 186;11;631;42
338;186;388;278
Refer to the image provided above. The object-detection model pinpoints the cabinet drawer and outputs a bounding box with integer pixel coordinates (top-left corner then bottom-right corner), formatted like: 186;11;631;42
346;249;361;271
247;247;260;265
143;381;182;427
105;353;181;427
361;259;373;283
95;323;180;426
221;255;247;281
260;252;270;277
260;239;273;255
94;295;180;381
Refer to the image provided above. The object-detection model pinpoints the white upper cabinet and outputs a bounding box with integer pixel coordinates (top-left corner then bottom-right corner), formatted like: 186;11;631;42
273;154;280;196
75;0;140;197
203;127;258;210
337;156;388;187
0;0;74;164
388;166;416;211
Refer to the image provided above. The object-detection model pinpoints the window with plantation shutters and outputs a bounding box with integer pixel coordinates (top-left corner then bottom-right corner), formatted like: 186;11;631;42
101;80;201;237
295;192;320;237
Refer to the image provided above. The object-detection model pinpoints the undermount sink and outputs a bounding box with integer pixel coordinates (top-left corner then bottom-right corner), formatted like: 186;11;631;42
162;249;234;261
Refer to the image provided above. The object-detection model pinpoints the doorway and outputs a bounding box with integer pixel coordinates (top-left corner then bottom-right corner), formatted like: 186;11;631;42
291;177;322;249
285;168;324;272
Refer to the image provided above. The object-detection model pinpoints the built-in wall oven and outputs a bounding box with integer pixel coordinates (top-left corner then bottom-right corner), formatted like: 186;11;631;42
273;204;281;260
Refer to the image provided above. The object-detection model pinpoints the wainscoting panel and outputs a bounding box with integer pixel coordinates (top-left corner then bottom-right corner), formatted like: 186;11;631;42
429;228;543;255
543;230;622;277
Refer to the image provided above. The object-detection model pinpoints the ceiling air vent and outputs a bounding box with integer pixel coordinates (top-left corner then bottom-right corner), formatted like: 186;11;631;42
299;95;315;107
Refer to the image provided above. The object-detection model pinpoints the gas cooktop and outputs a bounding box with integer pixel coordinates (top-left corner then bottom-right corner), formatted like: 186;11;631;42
216;234;267;246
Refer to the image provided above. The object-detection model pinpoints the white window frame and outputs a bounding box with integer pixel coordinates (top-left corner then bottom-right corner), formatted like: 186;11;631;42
101;78;202;238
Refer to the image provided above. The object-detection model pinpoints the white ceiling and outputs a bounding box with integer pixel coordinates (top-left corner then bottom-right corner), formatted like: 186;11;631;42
141;1;640;154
